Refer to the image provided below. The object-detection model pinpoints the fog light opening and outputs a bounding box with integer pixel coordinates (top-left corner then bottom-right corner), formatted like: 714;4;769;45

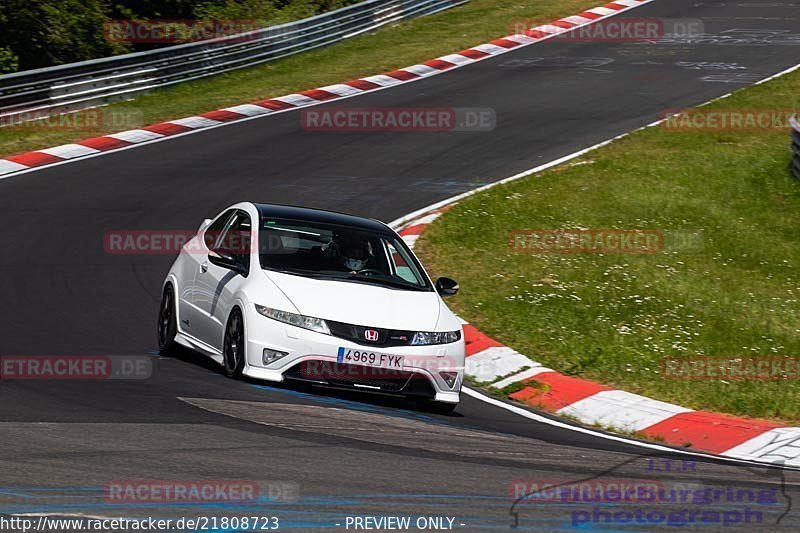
263;348;289;366
439;371;458;389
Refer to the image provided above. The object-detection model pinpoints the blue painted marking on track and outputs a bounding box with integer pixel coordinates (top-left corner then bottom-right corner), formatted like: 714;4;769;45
0;489;35;498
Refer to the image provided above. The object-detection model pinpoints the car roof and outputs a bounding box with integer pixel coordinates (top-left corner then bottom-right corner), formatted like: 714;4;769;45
253;203;391;233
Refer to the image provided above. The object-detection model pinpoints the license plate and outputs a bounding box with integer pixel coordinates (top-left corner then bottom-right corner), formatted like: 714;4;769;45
337;347;403;370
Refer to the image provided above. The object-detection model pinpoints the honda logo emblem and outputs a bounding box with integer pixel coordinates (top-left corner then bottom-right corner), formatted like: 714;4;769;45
364;329;379;342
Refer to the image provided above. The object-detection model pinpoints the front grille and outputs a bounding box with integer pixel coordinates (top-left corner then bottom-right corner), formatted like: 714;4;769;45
327;320;415;347
285;361;435;397
326;370;412;392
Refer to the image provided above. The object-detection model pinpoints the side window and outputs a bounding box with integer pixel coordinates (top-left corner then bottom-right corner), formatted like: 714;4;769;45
217;211;252;267
204;210;235;249
384;240;416;283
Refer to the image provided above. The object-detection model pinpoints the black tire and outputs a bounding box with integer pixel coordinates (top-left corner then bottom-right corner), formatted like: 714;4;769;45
421;400;457;415
223;308;245;378
157;284;178;356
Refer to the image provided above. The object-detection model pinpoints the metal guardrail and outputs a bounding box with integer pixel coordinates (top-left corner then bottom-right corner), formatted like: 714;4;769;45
0;0;467;124
792;115;800;180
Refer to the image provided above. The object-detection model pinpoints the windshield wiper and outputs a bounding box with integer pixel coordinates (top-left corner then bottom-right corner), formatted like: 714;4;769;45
265;268;329;280
266;268;428;291
345;273;428;291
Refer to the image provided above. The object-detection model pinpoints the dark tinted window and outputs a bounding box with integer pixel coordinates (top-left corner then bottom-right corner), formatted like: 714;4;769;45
259;217;430;291
218;211;251;266
204;209;235;249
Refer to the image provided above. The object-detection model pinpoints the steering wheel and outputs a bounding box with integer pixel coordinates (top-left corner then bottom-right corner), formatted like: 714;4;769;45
356;269;384;276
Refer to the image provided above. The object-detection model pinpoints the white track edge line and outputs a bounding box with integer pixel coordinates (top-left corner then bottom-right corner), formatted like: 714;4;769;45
462;388;800;470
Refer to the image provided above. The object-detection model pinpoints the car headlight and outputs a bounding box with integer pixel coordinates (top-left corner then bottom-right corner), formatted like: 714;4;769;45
409;330;462;345
255;305;330;335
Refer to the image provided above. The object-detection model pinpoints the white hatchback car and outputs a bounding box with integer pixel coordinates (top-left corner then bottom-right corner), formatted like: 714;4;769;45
158;202;465;413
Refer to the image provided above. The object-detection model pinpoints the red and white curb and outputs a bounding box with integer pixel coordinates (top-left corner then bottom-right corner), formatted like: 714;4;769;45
0;0;653;178
394;210;800;467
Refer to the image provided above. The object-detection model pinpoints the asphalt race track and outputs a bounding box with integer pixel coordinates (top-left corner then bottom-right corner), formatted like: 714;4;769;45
3;0;800;530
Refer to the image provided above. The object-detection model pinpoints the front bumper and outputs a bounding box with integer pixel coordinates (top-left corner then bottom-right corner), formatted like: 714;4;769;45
242;311;464;403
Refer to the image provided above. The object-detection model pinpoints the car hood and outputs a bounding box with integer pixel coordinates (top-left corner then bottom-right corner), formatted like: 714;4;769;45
265;271;442;330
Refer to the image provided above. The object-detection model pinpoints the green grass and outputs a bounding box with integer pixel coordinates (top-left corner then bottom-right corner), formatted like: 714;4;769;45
416;69;800;424
0;0;598;157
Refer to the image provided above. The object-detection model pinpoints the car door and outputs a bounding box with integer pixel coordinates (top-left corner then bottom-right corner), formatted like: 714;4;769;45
192;210;252;351
177;211;234;334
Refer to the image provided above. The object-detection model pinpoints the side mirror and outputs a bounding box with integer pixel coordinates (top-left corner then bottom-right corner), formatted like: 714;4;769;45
435;277;459;297
199;218;212;232
209;250;248;276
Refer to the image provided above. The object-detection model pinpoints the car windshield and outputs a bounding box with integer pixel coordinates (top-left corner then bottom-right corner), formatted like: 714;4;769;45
259;217;432;291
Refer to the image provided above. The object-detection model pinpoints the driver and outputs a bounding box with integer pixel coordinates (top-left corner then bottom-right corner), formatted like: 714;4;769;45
329;233;373;272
